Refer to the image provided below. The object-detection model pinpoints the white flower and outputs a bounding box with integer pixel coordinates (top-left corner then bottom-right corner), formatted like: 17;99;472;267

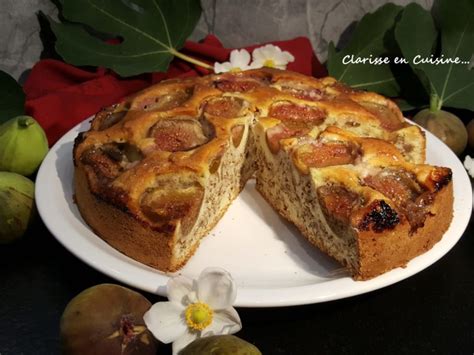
464;155;474;178
214;49;252;73
250;44;295;70
144;267;242;355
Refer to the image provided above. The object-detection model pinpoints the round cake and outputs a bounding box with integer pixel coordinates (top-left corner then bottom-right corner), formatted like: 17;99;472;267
73;68;453;280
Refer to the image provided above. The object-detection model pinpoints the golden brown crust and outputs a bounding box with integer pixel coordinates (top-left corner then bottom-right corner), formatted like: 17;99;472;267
356;181;453;280
74;68;453;279
75;167;243;271
75;168;177;271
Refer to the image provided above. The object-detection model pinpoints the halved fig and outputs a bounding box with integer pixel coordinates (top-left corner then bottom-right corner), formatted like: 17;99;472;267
359;101;406;131
404;192;435;231
102;143;144;164
149;117;214;152
293;141;359;173
203;96;247;118
140;181;204;235
81;143;143;182
317;184;365;238
245;70;273;84
362;168;433;231
209;153;223;174
363;168;422;207
231;125;245;147
274;80;324;101
268;101;326;129
317;184;362;225
214;79;261;93
81;147;122;182
265;124;301;154
284;86;324;101
93;102;131;131
98;110;128;131
137;87;193;111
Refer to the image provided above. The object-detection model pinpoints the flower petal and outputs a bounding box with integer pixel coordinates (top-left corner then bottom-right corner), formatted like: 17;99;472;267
252;47;267;62
251;44;294;70
143;302;187;344
281;51;295;63
197;267;237;310
249;60;264;70
262;44;279;58
230;49;251;69
172;331;198;355
214;62;232;73
202;307;242;336
465;156;474;178
167;275;193;305
186;289;199;304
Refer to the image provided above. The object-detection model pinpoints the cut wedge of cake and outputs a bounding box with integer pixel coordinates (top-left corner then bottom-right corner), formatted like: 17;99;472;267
73;68;453;279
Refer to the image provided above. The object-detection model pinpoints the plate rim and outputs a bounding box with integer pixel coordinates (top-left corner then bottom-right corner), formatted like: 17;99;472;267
35;119;472;307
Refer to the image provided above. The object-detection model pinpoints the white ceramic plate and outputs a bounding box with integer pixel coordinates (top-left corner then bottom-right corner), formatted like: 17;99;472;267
36;119;472;307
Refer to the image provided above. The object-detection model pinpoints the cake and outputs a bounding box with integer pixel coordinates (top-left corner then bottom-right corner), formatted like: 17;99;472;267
73;68;453;280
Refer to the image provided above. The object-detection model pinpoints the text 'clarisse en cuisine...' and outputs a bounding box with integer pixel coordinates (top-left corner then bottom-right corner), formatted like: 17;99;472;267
342;54;471;66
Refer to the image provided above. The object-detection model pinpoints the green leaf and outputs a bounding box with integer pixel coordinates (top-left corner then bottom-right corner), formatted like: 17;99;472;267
327;4;403;97
0;70;25;124
394;3;437;95
395;0;474;111
50;0;202;77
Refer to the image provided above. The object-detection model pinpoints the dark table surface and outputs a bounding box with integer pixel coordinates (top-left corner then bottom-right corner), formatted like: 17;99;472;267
1;203;473;355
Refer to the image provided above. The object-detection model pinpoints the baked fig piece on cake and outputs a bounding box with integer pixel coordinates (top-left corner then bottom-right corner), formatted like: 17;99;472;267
73;68;453;279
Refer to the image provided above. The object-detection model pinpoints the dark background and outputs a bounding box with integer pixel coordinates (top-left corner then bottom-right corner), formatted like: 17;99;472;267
1;0;472;353
1;208;473;355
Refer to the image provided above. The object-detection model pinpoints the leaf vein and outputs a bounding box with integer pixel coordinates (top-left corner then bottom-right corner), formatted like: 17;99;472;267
175;0;191;48
71;46;169;59
152;0;172;47
351;77;396;87
439;11;473;101
443;81;474;103
86;0;170;50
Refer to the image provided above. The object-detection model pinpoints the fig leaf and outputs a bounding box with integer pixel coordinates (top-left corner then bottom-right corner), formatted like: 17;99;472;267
395;0;474;111
0;71;25;124
327;4;403;97
49;0;202;77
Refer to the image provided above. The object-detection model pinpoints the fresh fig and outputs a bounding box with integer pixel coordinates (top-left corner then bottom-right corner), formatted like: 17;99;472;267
467;119;474;150
0;115;48;176
60;284;157;355
412;109;468;155
180;335;262;355
0;171;35;244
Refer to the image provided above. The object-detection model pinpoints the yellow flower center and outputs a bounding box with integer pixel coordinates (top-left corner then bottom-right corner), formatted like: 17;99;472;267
185;302;213;331
263;59;276;68
230;67;242;72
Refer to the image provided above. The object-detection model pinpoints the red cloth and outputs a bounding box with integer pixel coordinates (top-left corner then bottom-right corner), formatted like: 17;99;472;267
24;35;326;145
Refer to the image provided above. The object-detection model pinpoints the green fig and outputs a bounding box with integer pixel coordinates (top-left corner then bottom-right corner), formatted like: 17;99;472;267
180;335;262;355
0;115;49;176
412;109;468;155
0;171;35;243
467;119;474;150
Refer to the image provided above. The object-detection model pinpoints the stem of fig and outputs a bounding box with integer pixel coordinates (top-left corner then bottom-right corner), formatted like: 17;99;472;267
169;49;214;71
18;117;35;128
429;93;442;113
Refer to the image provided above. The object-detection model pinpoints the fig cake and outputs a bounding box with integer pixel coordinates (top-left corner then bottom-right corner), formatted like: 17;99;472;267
73;68;453;280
